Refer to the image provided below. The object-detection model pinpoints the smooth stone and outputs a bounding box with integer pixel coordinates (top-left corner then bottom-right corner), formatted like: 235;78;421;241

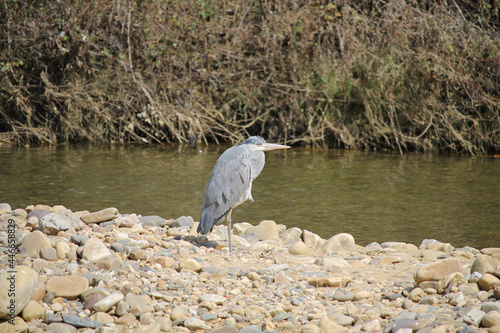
154;316;173;331
124;294;154;313
152;256;174;268
45;322;77;333
280;227;302;241
171;216;194;228
288;241;313;256
482;311;500;328
116;312;136;325
95;254;122;271
180;258;202;272
481;248;500;259
302;230;324;252
21;230;52;257
128;248;148;260
84;294;105;310
201;313;218;321
55;241;71;259
40;209;82;235
409;287;426;302
318;315;344;333
139;215;168;227
321;233;356;254
332;288;354;302
70;234;89;245
301;324;323;333
80;207;119;224
31;280;46;302
140;312;155;325
327;312;354;326
308;277;350;287
471;254;499;275
93;292;124;312
21;300;45;321
40;246;58;261
245;220;280;241
82;237;111;263
0;317;29;332
0;203;12;213
91;311;114;325
391;318;417;332
478;273;500;291
481;302;500;313
414;257;462;283
46;276;89;299
171;305;190;321
232;325;254;333
184;317;207;330
0;266;39;319
27;208;49;220
115;300;129;317
321;257;349;269
199;294;226;304
62;314;102;328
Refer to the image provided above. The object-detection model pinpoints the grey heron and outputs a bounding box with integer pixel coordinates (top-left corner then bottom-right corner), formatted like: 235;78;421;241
198;136;290;253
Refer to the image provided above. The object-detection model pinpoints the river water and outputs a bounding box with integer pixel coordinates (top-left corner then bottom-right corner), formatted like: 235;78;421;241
0;144;498;249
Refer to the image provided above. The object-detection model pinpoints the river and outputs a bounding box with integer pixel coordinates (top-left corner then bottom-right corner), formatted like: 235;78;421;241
0;144;498;249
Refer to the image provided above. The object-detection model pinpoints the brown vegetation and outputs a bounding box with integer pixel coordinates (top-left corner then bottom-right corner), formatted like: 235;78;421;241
1;0;499;153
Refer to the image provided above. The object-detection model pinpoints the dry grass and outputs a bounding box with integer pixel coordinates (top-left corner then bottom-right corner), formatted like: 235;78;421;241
1;0;499;153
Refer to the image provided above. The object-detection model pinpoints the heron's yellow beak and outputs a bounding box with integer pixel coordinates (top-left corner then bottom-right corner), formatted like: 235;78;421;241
261;143;291;151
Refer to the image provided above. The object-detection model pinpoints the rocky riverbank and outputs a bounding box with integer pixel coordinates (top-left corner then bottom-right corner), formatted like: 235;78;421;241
0;203;499;333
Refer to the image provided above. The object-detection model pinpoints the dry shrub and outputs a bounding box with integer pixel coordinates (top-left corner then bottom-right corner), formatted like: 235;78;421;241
0;0;499;153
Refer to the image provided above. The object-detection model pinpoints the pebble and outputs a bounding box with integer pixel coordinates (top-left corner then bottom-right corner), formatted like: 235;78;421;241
93;292;124;312
82;237;111;263
0;204;499;333
46;276;89;299
21;230;52;257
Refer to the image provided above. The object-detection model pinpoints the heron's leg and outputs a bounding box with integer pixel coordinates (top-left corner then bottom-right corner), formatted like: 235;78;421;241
226;208;234;254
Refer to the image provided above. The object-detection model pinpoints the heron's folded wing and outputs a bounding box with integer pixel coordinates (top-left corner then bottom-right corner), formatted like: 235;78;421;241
200;150;252;232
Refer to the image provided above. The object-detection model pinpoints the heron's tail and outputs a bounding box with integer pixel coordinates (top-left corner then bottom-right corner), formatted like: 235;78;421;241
198;210;213;235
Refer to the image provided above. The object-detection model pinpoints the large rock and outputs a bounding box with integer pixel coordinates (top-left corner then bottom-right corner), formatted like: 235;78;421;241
21;300;45;321
40;209;82;235
171;216;194;228
414;258;462;284
0;317;28;333
82;238;111;263
471;254;499;275
170;305;190;321
321;233;356;254
289;241;313;256
0;266;39;319
478;273;500;291
245;220;280;241
302;230;324;253
80;207;120;224
95;254;122;271
40;247;58;261
46;276;89;299
20;230;52;258
179;258;202;272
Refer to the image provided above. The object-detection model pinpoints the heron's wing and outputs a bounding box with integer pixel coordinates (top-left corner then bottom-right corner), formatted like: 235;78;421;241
198;149;252;234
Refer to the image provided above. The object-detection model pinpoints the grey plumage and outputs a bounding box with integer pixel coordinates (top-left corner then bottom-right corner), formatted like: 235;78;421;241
198;136;290;253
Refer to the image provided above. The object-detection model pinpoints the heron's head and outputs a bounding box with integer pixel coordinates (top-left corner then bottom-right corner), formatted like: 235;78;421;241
241;136;291;152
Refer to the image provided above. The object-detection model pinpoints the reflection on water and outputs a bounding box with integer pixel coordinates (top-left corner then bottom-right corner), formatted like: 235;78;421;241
0;144;498;249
